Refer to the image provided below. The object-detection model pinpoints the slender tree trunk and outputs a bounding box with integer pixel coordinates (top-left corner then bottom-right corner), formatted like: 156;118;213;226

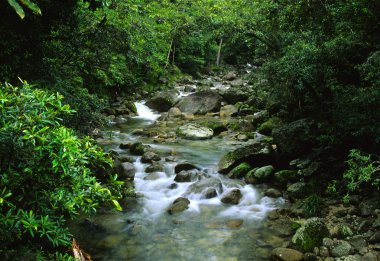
165;39;174;68
216;38;223;66
172;43;176;65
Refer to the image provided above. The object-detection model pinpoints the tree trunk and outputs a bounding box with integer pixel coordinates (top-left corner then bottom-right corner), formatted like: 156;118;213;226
216;38;223;66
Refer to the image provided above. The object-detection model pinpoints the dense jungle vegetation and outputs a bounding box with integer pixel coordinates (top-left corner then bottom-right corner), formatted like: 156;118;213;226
1;0;380;259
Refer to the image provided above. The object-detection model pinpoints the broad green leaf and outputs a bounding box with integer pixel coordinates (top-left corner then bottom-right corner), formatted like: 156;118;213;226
7;0;25;19
19;0;41;15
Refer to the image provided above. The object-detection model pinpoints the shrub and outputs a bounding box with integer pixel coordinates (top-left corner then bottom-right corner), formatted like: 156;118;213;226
0;81;124;257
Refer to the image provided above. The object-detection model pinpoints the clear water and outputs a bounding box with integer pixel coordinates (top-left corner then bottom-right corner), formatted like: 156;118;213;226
71;102;285;260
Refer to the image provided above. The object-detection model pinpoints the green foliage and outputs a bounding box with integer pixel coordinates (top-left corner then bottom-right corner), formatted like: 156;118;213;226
300;194;324;217
6;0;41;19
0;81;124;256
343;149;380;194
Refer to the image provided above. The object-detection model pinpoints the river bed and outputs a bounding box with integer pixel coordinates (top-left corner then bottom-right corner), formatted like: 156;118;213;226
70;102;285;261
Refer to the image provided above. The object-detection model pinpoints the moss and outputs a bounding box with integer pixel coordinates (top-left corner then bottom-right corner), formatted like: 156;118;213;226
129;142;146;155
292;218;329;252
199;119;227;134
228;162;252;179
257;117;281;135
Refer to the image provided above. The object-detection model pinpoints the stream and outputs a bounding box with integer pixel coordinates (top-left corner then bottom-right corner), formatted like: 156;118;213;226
70;101;285;261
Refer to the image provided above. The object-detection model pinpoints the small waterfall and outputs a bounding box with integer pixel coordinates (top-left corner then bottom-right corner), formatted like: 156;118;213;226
134;101;160;121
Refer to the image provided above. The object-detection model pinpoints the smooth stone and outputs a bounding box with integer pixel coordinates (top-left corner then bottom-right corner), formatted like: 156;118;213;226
271;247;304;261
167;197;190;214
221;189;242;205
225;219;244;228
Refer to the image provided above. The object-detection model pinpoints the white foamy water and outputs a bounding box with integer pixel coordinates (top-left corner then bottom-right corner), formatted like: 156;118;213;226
132;155;281;220
133;101;160;121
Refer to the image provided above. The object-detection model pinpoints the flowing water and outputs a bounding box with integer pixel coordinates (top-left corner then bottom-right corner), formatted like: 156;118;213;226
71;102;285;261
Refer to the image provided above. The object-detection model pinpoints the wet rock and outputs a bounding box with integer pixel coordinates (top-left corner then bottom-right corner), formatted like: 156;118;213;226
221;189;242;205
330;240;353;257
287;182;308;200
252;165;274;181
168;107;182;118
220;87;250;104
115;162;135;179
270;218;299;237
264;188;282;198
292;218;330;252
145;162;164;173
199;119;228;135
273;170;299;187
177;123;213;140
141;151;161;163
186;177;223;195
202;187;217;199
131;129;145;136
271;247;304;261
119;143;131;149
176;90;222;114
369;231;380;243
348;237;367;251
338;224;354;238
181;113;195;121
362;252;380;261
220;105;238;118
167;197;190;214
230;79;244;87
218;140;274;174
183;85;196;92
143;172;162;181
115;155;134;163
174;170;199;182
227;162;251;179
304;253;317;261
335;255;361;261
130;142;147;155
169;183;178;189
224;71;237;81
359;198;380;217
146;90;179;112
225;219;244;228
319;246;329;257
174;162;200;173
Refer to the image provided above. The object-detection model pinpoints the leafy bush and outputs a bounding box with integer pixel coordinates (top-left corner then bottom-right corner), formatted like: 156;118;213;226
343;149;380;197
0;81;124;257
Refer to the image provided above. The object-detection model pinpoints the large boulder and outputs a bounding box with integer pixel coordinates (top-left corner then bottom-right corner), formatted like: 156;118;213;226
174;170;200;182
272;119;316;159
146;90;179;112
220;86;250;104
177;123;213;140
227;162;252;179
292;218;330;252
115;161;136;179
218;140;274;174
176;90;222;114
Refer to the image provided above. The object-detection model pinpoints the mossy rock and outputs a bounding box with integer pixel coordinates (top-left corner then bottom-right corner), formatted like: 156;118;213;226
292;218;329;252
253;165;274;180
227;162;252;179
257;117;281;135
129;142;146;155
218;140;274;174
199;119;228;135
273;170;299;187
122;100;137;114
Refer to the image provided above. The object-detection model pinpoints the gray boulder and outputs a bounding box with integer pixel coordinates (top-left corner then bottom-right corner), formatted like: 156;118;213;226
174;162;200;174
176;90;222;114
218;140;274;174
115;162;135;179
177;123;213;140
146;90;179;112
